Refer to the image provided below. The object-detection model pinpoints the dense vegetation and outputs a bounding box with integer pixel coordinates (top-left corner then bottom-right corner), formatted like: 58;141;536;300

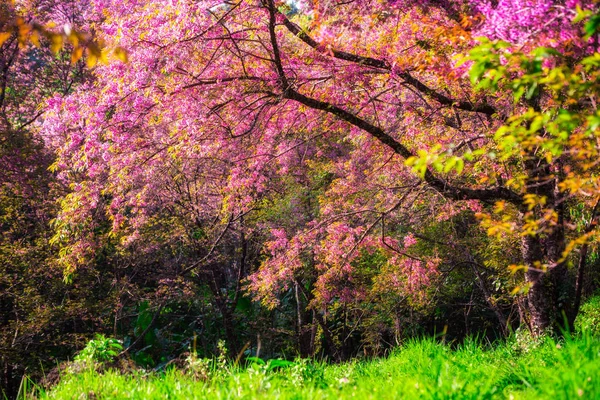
1;0;600;398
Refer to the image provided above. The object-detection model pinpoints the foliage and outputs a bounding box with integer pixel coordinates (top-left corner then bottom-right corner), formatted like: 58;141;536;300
74;334;123;364
0;0;126;66
575;295;600;336
36;0;600;337
0;2;95;392
468;30;600;256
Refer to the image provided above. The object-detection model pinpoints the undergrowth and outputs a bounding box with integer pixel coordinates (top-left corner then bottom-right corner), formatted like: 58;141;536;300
23;331;600;400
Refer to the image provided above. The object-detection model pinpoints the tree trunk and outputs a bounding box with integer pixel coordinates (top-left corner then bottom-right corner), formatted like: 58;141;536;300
295;282;314;357
520;122;569;334
294;278;341;360
521;224;568;334
221;309;238;357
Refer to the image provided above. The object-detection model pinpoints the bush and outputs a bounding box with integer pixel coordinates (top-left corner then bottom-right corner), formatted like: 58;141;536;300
74;334;123;364
576;295;600;336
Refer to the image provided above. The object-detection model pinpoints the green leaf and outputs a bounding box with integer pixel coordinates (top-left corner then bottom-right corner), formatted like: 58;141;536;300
246;356;266;365
443;157;457;173
532;47;561;58
587;114;600;133
268;359;295;370
469;62;487;85
584;14;600;39
513;86;526;103
525;82;538;99
573;6;593;23
455;158;464;175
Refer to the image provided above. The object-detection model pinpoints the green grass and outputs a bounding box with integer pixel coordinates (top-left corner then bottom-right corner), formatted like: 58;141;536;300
34;333;600;399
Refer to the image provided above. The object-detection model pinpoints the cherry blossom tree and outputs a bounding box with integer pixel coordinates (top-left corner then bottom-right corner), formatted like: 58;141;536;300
42;0;600;335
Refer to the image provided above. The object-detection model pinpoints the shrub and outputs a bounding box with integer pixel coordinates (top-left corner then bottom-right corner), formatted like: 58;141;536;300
576;295;600;336
74;334;123;364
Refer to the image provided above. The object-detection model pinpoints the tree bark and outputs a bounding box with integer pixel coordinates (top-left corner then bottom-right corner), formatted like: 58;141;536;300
294;277;341;360
522;234;553;333
295;281;314;357
520;172;568;333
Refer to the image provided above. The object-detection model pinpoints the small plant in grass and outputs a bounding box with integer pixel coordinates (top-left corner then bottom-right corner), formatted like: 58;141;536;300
184;352;212;381
289;359;328;388
510;327;545;355
74;334;123;365
216;339;228;368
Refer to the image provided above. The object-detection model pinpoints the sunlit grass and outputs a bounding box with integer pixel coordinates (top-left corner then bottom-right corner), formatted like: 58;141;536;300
35;333;600;399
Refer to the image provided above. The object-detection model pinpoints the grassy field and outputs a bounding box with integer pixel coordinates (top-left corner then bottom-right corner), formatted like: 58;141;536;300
27;333;600;399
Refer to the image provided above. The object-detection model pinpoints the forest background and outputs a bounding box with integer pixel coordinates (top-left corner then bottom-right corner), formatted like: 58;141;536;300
1;0;600;397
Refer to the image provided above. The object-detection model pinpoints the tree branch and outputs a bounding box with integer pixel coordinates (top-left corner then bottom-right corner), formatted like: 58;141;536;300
264;5;519;204
283;88;521;204
277;12;496;115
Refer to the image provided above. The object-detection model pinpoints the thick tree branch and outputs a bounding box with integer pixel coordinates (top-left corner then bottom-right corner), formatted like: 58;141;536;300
267;0;289;89
277;12;496;116
265;1;520;205
283;88;521;204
